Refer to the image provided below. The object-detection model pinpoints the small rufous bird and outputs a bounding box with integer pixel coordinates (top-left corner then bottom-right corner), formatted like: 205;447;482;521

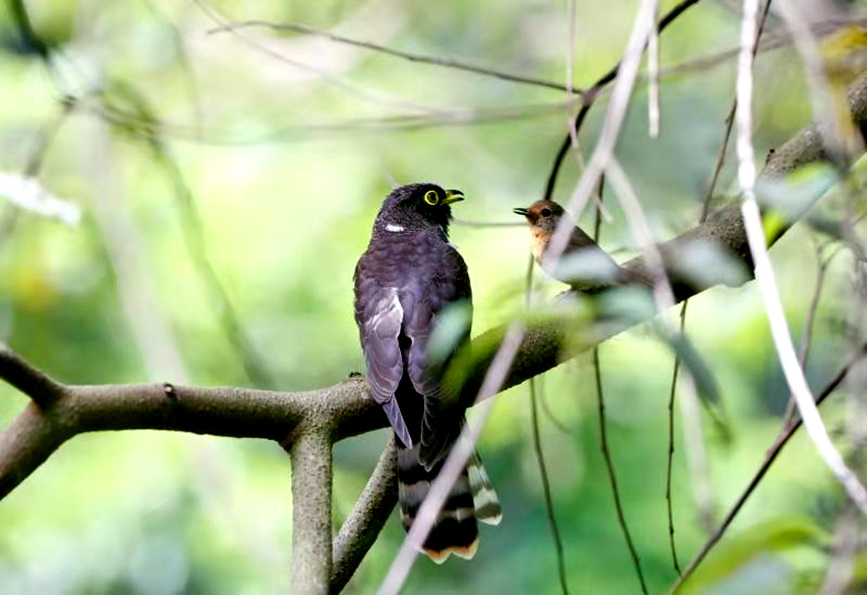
514;200;649;291
354;183;501;563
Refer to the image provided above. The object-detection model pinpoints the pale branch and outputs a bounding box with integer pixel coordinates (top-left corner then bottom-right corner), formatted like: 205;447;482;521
208;20;582;96
331;439;397;593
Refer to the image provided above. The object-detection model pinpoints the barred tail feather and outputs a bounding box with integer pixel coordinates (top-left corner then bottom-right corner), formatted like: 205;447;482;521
468;450;502;526
397;444;480;563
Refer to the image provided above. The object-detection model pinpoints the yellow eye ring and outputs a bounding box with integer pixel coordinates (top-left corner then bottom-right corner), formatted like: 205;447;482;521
424;190;439;206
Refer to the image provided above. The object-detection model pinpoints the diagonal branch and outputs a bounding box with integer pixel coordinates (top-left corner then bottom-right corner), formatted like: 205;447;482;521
0;345;64;407
208;20;582;95
331;439;398;592
673;346;867;591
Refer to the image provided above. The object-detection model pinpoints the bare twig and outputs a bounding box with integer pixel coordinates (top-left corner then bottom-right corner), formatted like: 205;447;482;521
542;0;703;202
783;241;840;425
524;225;568;593
736;0;867;516
529;379;569;594
586;172;647;591
593;348;648;594
452;218;524;228
648;4;660;138
208;20;583;96
673;347;867;591
88;97;574;146
543;0;661;271
664;311;685;575
193;0;441;115
99;84;277;389
86;116;189;382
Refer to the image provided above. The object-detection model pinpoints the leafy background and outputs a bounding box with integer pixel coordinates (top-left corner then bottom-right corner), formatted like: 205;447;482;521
0;0;864;593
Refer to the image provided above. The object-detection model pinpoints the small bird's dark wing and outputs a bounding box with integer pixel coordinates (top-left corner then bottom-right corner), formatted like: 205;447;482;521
354;271;413;448
402;245;472;468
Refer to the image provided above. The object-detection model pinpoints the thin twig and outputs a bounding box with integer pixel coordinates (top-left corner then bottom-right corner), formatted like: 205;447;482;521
529;379;569;594
783;241;838;425
88;96;574;146
193;0;441;116
648;4;660;138
665;306;686;575
451;218;524;228
542;0;703;202
538;375;575;435
543;0;662;270
99;84;278;389
673;347;866;591
525;247;569;593
594;348;648;594
588;174;647;593
208;20;583;96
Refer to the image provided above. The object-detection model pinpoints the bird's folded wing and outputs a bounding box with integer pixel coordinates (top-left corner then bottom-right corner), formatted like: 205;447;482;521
402;287;468;469
359;286;412;448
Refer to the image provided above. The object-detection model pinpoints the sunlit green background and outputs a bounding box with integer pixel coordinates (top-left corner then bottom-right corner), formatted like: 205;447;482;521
0;0;865;593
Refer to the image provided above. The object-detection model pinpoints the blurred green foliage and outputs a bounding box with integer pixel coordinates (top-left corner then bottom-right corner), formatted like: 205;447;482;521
0;0;866;593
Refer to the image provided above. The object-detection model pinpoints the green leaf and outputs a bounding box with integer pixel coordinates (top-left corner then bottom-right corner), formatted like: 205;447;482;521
679;517;829;593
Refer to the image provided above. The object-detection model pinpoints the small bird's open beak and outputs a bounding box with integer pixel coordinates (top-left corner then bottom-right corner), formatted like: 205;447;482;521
513;207;530;217
442;189;465;205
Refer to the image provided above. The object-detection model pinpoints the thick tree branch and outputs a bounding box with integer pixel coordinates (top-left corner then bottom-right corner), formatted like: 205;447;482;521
289;430;333;594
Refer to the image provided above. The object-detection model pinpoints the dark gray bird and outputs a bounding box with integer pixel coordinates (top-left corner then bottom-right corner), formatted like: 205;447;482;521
354;183;500;563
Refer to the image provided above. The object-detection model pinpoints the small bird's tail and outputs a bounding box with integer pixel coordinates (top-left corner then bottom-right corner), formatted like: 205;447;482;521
397;445;501;564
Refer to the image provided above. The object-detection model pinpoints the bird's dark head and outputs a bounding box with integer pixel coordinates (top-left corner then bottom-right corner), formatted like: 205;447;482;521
513;200;566;232
375;183;464;234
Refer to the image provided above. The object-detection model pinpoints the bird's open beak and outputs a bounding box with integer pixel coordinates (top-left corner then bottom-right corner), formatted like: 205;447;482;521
513;207;530;217
442;189;465;205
